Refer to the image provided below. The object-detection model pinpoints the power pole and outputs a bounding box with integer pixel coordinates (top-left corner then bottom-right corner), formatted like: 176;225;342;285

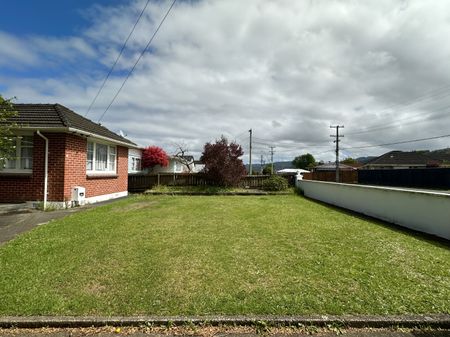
270;146;275;175
249;129;253;175
260;154;264;174
330;125;344;182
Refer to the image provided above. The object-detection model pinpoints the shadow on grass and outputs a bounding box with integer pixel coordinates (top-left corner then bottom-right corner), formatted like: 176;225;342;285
299;194;450;250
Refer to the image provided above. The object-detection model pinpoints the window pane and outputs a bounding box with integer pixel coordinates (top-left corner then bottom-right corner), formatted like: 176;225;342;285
136;158;141;171
129;157;133;171
108;156;116;171
96;144;108;170
5;159;16;169
4;137;18;169
21;136;33;147
108;146;116;171
20;147;33;169
87;142;94;171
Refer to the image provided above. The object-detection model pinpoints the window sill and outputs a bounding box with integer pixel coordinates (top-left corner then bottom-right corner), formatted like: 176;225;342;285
86;172;118;179
0;170;33;177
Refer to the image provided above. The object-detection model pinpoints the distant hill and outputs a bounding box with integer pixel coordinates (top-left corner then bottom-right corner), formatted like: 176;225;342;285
355;156;377;164
246;161;295;173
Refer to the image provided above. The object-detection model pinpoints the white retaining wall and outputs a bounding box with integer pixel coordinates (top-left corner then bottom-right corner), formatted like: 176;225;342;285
297;180;450;240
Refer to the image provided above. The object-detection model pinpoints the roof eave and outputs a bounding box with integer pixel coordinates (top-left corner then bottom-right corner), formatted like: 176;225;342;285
12;126;138;148
68;127;138;148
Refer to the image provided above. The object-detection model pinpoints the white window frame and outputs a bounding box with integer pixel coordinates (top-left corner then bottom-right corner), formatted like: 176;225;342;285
1;134;34;174
128;155;142;173
86;140;117;175
173;160;182;173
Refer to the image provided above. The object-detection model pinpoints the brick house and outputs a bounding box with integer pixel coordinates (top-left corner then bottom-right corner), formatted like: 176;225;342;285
0;104;137;206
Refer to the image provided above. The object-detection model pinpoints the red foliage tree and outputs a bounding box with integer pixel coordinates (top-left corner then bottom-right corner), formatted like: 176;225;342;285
142;146;169;170
200;136;246;187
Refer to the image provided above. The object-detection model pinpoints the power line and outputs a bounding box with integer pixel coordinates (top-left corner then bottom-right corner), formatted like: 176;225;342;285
85;0;151;117
365;83;450;116
342;84;450;136
346;104;450;136
98;0;177;123
253;136;330;145
341;133;450;150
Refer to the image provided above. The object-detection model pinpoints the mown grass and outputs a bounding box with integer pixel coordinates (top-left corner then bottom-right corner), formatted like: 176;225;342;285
0;194;449;316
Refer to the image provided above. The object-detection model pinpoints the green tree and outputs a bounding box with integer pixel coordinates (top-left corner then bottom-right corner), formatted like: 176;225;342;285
0;95;17;169
292;153;316;170
341;157;358;165
262;164;272;175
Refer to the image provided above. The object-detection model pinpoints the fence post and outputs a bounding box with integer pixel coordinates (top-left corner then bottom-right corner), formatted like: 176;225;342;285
157;173;160;186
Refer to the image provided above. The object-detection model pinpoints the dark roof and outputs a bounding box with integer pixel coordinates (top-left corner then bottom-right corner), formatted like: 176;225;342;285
426;148;450;163
8;104;136;146
365;150;439;166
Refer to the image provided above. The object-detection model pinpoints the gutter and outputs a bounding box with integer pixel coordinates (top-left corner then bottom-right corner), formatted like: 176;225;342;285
36;131;48;211
12;127;139;149
67;127;139;148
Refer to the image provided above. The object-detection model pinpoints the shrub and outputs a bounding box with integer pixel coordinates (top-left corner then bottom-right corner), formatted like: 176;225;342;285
262;175;288;191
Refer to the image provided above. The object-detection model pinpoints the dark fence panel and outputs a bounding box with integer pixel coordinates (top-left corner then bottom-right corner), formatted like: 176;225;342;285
358;168;450;189
303;171;358;183
128;173;273;192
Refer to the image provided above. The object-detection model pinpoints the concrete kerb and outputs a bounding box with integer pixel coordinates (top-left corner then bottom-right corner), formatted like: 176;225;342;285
0;315;449;329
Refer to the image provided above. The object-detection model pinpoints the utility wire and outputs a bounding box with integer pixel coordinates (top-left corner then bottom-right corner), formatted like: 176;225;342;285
345;86;450;135
341;133;450;150
365;83;450;116
98;0;177;123
85;0;151;117
347;104;450;136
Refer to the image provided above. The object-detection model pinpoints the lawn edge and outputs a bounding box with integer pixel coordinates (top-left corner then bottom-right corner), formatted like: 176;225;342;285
143;191;292;195
0;314;449;329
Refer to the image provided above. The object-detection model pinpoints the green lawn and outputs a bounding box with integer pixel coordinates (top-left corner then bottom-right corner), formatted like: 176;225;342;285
0;195;449;316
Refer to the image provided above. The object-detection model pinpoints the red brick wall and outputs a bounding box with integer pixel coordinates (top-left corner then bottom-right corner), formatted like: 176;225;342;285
0;132;128;203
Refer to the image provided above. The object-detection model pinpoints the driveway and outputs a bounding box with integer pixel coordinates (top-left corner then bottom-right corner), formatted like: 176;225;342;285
0;208;82;245
0;198;127;245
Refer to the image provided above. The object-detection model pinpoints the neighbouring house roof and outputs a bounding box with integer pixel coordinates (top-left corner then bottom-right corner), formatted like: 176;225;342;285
314;163;356;171
7;103;136;147
426;148;450;163
168;155;194;162
364;150;440;167
277;168;309;174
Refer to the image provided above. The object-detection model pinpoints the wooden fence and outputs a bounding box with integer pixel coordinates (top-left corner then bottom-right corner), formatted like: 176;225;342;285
128;173;272;192
302;170;358;184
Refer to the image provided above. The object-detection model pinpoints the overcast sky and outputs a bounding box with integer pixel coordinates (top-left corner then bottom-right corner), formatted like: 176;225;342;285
1;0;450;163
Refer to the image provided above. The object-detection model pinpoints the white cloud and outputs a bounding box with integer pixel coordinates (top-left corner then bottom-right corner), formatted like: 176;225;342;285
0;32;39;67
3;0;450;162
